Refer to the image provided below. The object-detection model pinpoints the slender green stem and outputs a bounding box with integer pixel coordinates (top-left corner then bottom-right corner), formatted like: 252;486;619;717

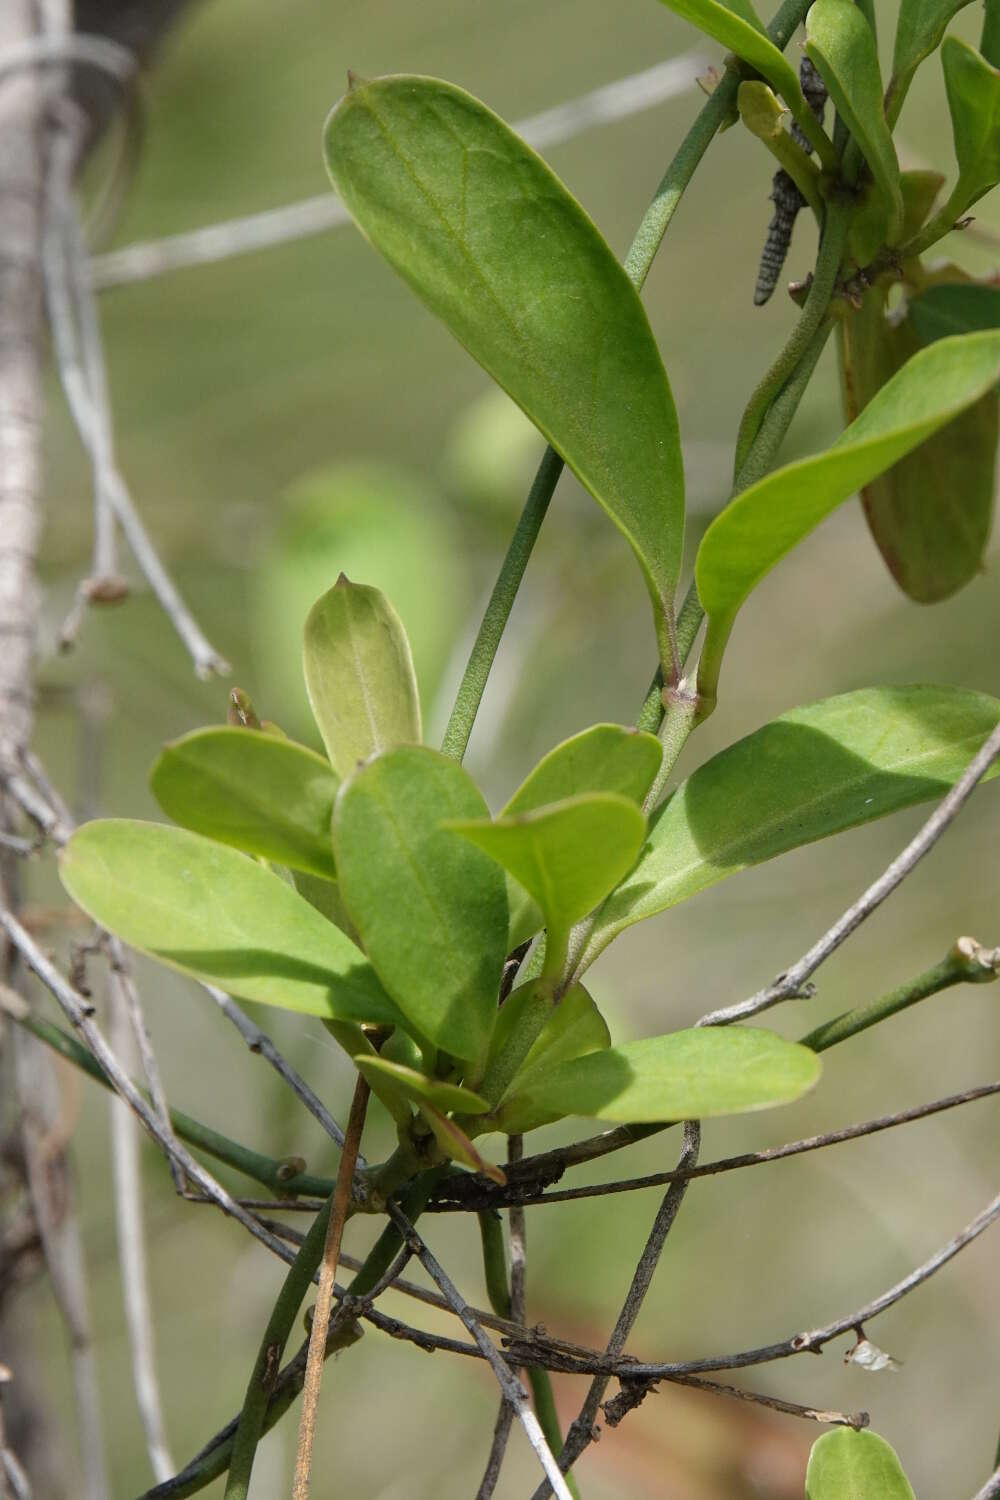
643;686;699;811
17;1011;337;1199
799;939;998;1053
225;1201;334;1500
441;446;564;760
733;195;851;476
478;1208;512;1317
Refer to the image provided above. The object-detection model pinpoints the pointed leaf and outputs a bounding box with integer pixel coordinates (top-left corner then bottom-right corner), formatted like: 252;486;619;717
324;76;685;671
150;727;339;880
354;1055;490;1115
503;724;663;816
806;1429;916;1499
419;1103;506;1183
806;0;903;241
583;685;1000;961
59;821;403;1026
696;331;1000;692
942;37;1000;214
448;794;645;968
495;1028;820;1126
303;576;421;779
888;0;975;123
333;747;508;1060
909;281;1000;344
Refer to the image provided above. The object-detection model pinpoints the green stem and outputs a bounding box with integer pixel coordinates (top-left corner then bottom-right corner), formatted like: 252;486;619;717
225;1201;334;1500
17;1011;337;1199
799;939;998;1053
643;685;699;811
733;195;850;476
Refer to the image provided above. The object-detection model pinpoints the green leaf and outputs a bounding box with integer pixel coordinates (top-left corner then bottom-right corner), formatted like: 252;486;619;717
941;36;1000;215
303;576;421;779
582;685;1000;961
59;821;403;1027
353;1055;490;1115
655;0;809;124
806;0;903;241
418;1103;506;1183
448;794;646;977
806;1430;916;1499
493;1028;820;1126
324;75;685;674
501;724;662;947
490;985;611;1132
333;746;508;1061
150;727;339;881
909;282;1000;344
888;0;976;124
695;330;1000;697
840;285;999;602
898;168;946;239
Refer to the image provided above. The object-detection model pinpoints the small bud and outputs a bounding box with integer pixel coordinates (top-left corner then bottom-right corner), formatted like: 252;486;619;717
276;1155;307;1182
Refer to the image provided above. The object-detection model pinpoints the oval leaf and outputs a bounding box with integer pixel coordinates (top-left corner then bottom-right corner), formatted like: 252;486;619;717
806;0;903;241
806;1429;916;1499
333;747;508;1060
448;794;646;971
59;821;402;1026
150;727;339;880
303;576;421;779
494;1028;820;1127
583;685;1000;962
324;75;685;671
353;1055;490;1115
695;330;1000;696
942;36;1000;214
888;0;975;124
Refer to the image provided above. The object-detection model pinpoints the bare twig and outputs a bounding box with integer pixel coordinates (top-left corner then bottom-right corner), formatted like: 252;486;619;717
476;1137;525;1500
291;1077;369;1500
529;1121;701;1498
385;1202;575;1500
971;1465;1000;1500
110;946;185;1194
0;1368;32;1500
603;1371;867;1429
88;54;706;291
699;719;1000;1026
203;985;350;1154
107;972;174;1483
433;1082;1000;1211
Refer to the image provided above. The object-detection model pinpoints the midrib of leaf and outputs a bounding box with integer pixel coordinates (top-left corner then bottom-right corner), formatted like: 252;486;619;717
346;591;383;752
373;791;472;994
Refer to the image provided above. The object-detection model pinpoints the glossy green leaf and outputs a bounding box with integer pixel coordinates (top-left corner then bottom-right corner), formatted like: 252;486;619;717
806;0;903;241
504;724;663;816
150;727;339;880
696;331;1000;694
353;1055;490;1115
324;75;685;672
806;1430;916;1499
655;0;807;122
494;1028;820;1126
909;282;1000;344
942;37;1000;214
491;985;611;1132
583;685;1000;962
333;747;508;1060
448;794;645;973
59;821;402;1026
303;576;421;779
888;0;975;124
501;724;662;946
840;286;999;602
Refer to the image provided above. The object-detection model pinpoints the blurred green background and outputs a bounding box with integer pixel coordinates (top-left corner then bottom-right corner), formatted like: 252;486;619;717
14;0;1000;1494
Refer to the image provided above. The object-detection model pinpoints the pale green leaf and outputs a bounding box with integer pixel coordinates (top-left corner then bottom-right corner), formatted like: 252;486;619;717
303;576;421;779
888;0;975;124
59;821;402;1026
324;75;685;672
695;331;1000;696
494;1027;820;1126
583;685;1000;962
150;727;338;880
806;0;902;241
942;36;1000;214
353;1055;490;1115
806;1429;916;1499
333;746;508;1060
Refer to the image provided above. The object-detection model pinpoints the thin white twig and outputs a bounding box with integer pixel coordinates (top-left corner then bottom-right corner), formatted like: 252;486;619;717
699;719;1000;1027
107;973;174;1483
109;942;185;1193
88;52;707;291
384;1203;574;1500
